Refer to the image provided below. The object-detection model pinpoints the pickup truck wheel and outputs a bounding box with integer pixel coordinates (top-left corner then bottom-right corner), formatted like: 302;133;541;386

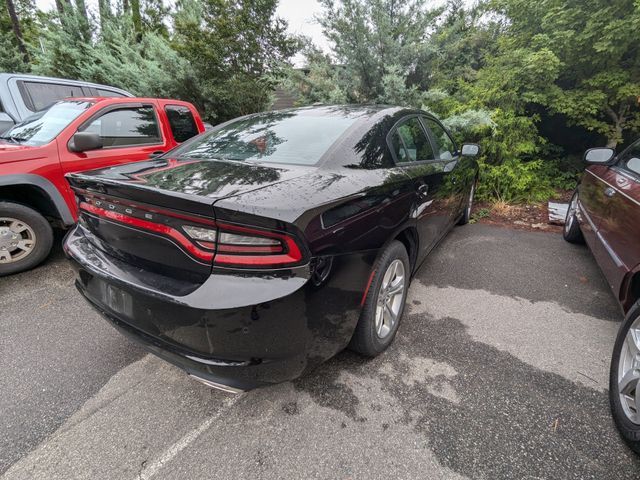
610;300;640;454
0;202;53;276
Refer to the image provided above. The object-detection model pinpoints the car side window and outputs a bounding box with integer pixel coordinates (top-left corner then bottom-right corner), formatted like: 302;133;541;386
96;89;126;98
165;105;199;143
80;106;161;148
423;118;456;160
389;117;435;164
620;142;640;177
20;81;84;111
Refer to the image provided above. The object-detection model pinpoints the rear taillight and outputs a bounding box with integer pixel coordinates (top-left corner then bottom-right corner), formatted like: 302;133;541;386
182;222;303;268
77;192;304;269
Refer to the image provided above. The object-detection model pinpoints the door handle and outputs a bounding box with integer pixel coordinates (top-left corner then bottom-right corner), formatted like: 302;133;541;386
417;184;429;197
604;187;616;198
149;151;165;159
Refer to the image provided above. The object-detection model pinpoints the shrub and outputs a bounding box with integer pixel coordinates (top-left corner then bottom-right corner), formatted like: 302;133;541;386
476;158;555;203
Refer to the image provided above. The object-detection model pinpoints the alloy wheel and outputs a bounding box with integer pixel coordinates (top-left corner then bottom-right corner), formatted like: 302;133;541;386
0;218;36;264
375;259;406;339
618;315;640;425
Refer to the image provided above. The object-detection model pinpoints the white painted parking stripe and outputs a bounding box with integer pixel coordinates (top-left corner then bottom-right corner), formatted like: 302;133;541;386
139;394;243;480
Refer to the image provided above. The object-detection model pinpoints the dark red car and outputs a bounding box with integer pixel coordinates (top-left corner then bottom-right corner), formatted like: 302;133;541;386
0;97;205;275
563;140;640;453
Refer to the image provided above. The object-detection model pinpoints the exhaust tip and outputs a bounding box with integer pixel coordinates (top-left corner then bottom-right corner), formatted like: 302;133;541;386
188;374;245;394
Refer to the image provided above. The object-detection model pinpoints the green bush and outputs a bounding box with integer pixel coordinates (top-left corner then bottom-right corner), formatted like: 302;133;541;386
476;158;553;203
476;158;581;204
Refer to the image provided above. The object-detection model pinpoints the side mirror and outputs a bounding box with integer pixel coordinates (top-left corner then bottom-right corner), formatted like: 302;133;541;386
584;147;615;165
70;132;103;152
461;143;480;157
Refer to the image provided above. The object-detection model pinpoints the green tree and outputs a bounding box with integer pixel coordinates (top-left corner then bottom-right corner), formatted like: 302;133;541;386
492;0;640;147
173;0;298;122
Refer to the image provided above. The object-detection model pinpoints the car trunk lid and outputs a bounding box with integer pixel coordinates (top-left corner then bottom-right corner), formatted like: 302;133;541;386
67;157;309;282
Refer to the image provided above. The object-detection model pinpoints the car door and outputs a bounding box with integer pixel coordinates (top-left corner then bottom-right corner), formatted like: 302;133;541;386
387;115;453;263
59;102;170;176
591;142;640;297
421;116;468;222
576;163;612;252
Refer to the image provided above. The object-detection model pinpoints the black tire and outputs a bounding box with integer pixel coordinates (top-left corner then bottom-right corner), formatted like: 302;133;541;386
609;300;640;454
349;240;410;357
563;190;584;244
0;202;54;276
457;179;477;226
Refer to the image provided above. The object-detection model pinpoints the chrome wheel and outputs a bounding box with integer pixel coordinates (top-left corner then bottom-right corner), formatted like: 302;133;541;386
0;217;36;264
618;315;640;425
375;259;406;339
565;193;578;234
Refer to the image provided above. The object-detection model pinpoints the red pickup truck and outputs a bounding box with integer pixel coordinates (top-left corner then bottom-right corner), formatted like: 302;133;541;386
0;97;205;275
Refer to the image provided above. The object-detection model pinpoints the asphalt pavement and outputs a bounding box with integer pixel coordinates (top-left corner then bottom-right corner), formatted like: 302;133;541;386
1;224;638;479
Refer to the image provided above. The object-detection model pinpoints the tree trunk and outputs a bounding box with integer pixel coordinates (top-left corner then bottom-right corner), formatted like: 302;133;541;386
75;0;91;41
54;0;73;14
130;0;142;36
98;0;111;30
5;0;29;64
605;105;627;149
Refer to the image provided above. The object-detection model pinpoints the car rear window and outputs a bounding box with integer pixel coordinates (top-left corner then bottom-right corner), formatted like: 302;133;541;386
174;110;358;166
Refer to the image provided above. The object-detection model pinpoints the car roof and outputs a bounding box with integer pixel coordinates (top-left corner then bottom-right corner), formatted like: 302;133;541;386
0;73;133;96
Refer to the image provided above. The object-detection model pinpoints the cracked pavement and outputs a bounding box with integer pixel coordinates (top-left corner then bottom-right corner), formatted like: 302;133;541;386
1;224;639;479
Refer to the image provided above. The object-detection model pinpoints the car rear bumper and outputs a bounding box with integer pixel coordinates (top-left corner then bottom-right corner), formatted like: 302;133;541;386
64;225;374;390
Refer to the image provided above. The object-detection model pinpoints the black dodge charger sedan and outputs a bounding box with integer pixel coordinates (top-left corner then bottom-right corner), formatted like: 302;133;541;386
64;105;479;392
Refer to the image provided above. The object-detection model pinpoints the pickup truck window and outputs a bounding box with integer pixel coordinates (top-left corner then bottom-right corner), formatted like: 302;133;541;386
165;105;199;143
0;100;93;146
96;89;126;98
19;81;86;112
81;106;161;148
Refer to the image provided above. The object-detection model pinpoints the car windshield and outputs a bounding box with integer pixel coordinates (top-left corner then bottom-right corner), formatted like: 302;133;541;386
1;100;94;146
173;109;359;166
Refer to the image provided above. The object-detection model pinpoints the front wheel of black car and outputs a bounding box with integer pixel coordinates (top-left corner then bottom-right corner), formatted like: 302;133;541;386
0;202;53;276
563;191;584;244
610;300;640;454
349;240;410;357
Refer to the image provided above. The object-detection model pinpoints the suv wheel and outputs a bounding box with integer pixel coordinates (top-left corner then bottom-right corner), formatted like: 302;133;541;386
0;202;53;276
610;300;640;454
349;240;410;356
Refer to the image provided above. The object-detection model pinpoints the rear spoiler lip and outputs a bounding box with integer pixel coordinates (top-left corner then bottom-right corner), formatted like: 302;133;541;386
66;172;216;218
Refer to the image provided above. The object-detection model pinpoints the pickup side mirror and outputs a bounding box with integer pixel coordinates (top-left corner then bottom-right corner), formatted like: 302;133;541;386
461;143;480;157
584;147;615;165
70;132;103;152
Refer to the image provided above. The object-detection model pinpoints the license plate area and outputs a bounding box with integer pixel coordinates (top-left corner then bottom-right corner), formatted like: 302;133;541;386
97;281;133;317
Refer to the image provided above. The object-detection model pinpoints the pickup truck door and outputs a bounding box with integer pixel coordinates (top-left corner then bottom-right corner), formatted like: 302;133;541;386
58;101;172;176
